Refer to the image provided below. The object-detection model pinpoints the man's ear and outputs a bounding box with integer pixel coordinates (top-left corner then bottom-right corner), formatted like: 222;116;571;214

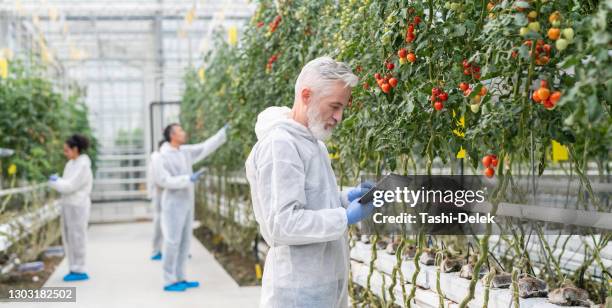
301;88;312;106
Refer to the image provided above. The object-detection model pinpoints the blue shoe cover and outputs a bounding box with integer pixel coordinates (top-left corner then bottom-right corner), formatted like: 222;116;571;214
63;272;89;281
151;252;162;260
163;282;187;292
180;280;199;288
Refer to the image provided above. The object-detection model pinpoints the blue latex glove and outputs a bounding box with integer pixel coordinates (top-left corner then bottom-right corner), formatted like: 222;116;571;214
347;181;375;202
49;174;59;182
190;170;205;182
346;199;374;225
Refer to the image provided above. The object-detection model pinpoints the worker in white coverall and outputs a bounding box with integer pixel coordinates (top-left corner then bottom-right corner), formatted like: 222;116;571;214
147;140;165;260
155;123;229;292
245;56;376;307
48;134;94;282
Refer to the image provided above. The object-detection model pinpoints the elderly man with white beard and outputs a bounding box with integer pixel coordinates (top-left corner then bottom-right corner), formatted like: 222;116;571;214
245;56;376;307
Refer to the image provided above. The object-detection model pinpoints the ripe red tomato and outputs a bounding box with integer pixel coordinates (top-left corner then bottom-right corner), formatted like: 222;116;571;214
549;91;561;103
532;91;542;103
407;53;416;63
459;82;469;91
381;83;391;93
491;158;499;167
389;78;398;88
438;92;448;101
406;32;415;42
398;48;408;58
479;86;487;96
386;62;395;70
414;16;421;24
432;87;440;96
537;87;551;100
374;73;382;80
482;155;492;168
484;167;495;178
434;101;444;111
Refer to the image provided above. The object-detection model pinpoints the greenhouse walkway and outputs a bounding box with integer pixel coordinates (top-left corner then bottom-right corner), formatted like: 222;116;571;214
14;221;261;308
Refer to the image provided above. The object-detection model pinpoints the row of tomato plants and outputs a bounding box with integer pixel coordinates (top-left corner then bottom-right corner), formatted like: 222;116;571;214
0;60;97;188
181;0;610;305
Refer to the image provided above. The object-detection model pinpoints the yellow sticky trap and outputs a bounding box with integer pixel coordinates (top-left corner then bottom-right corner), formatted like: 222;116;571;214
456;147;466;159
255;264;263;279
552;140;569;162
198;67;205;82
0;57;8;79
228;26;238;46
8;164;17;175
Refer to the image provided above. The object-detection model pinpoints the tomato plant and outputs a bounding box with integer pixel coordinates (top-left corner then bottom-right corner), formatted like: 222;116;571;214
0;61;97;183
181;0;610;305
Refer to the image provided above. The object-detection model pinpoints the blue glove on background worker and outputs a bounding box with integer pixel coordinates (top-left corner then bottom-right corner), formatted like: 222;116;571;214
190;170;205;182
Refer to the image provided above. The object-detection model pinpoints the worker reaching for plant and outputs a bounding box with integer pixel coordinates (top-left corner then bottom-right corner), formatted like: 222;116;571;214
245;56;375;307
147;140;166;261
154;123;229;292
48;134;94;282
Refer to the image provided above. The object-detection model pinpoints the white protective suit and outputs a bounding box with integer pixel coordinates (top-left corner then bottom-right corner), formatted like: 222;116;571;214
154;128;227;286
245;106;351;308
48;154;93;273
147;150;163;255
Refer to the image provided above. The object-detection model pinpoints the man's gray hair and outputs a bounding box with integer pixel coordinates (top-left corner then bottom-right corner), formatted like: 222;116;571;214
294;56;359;101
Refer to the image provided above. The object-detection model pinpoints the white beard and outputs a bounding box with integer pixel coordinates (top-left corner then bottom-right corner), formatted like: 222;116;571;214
306;105;333;141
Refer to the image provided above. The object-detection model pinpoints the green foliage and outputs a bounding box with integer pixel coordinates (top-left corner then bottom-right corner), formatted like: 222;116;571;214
0;61;98;182
181;0;609;179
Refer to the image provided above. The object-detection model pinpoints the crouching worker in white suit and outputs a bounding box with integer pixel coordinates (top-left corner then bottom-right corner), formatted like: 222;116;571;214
245;56;376;308
155;123;229;292
48;134;94;282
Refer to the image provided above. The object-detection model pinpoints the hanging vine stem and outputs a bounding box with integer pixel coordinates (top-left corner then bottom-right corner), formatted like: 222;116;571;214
364;153;383;306
405;231;425;307
458;151;510;308
0;174;17;214
365;233;379;306
482;266;496;308
389;161;408;306
348;158;363;306
569;145;601;211
511;267;520;308
534;224;564;286
391;157;410;305
387;239;404;306
435;251;444;308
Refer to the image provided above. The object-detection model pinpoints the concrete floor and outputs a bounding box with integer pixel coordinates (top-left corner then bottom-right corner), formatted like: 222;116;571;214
12;222;260;308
